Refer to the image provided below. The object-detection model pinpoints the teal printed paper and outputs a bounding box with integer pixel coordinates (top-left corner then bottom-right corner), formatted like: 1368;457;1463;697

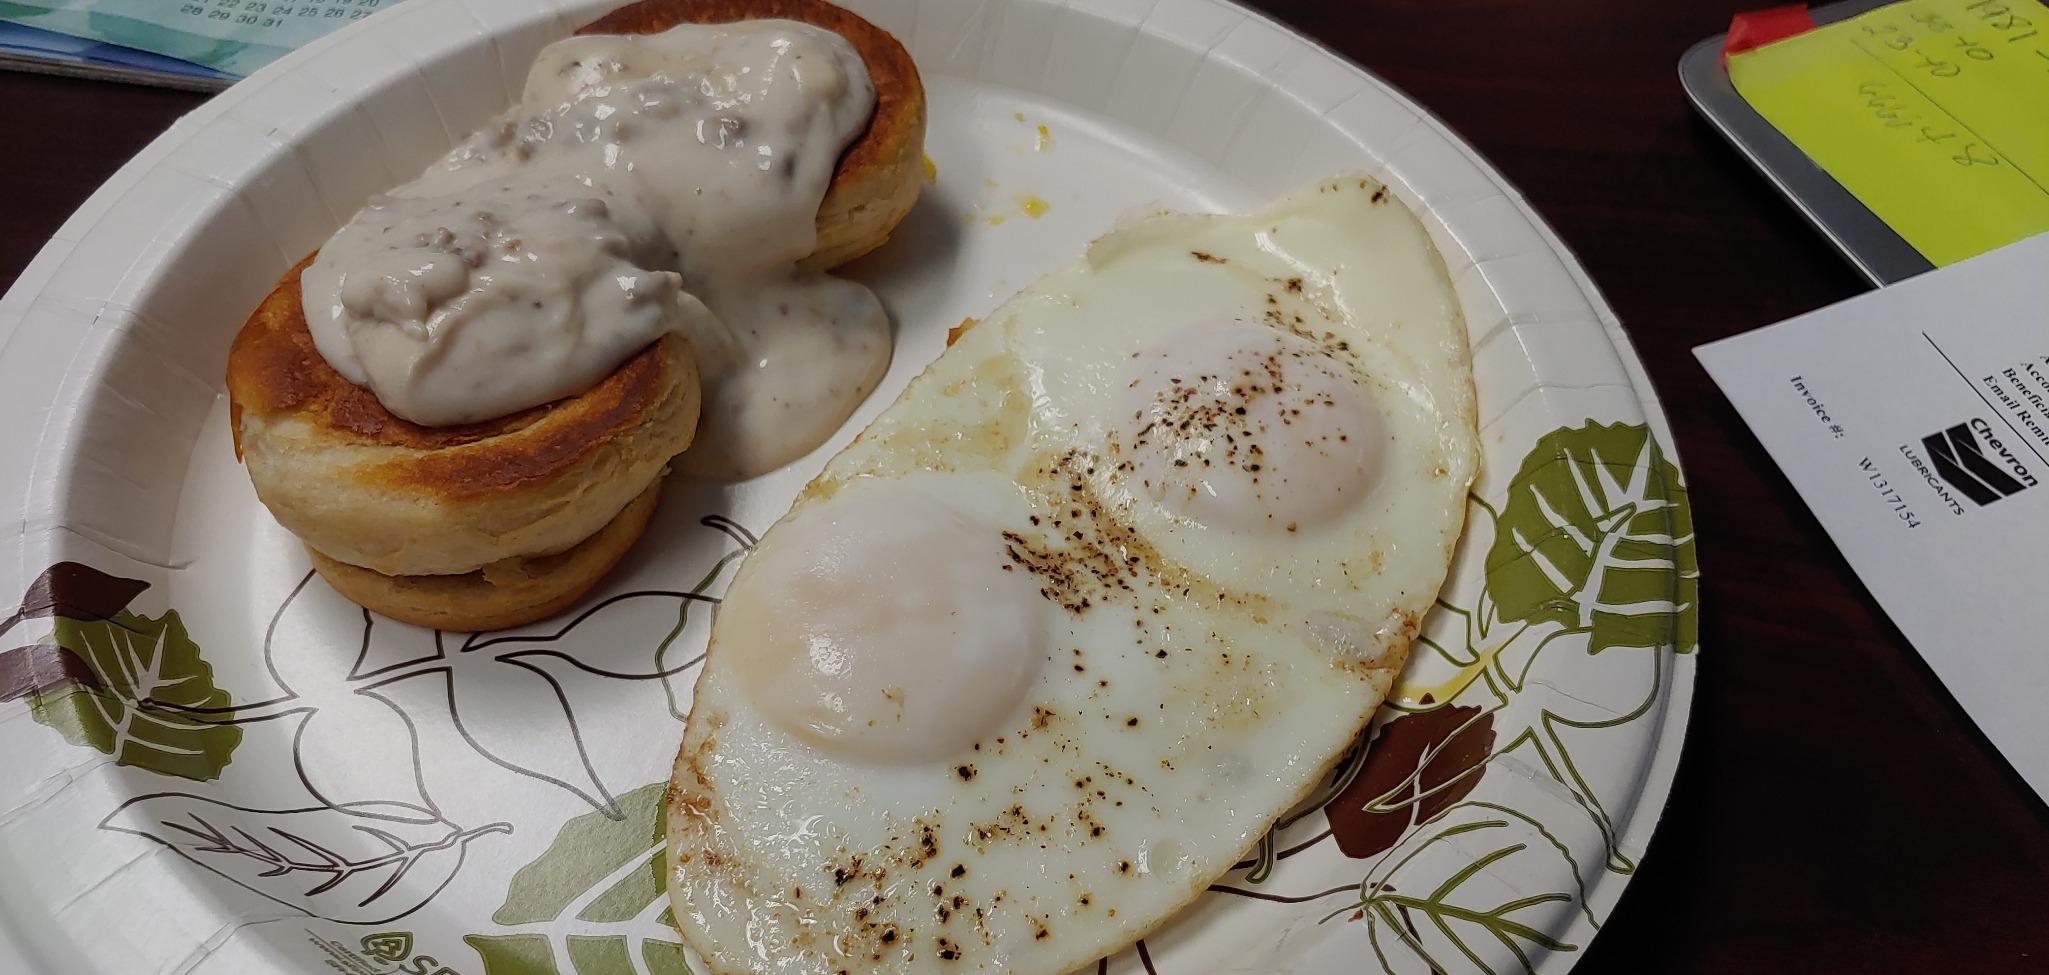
0;0;405;77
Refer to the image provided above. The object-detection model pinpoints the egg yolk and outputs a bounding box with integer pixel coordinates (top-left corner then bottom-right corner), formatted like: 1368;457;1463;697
1113;320;1385;532
720;488;1050;764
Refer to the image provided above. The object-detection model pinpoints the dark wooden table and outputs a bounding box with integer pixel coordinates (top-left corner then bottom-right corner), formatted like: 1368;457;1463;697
4;1;2046;971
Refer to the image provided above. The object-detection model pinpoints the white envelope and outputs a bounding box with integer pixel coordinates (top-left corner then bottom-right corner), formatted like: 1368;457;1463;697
1698;232;2049;801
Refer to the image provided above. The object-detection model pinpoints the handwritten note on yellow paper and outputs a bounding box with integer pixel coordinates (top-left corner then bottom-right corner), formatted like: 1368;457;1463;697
1728;0;2049;266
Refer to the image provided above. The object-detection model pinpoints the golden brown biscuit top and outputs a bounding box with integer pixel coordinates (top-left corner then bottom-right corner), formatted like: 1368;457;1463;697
225;256;678;498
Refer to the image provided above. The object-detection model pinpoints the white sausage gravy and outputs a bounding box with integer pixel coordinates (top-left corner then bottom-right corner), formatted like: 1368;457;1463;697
301;20;891;478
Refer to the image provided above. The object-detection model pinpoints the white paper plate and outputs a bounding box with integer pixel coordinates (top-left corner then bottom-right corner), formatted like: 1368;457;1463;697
0;1;1698;973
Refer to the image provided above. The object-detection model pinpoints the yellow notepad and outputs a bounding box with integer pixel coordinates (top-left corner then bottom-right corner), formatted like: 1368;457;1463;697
1728;0;2049;267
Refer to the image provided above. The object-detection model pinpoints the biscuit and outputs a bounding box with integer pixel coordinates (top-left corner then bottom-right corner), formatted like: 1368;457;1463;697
226;0;925;630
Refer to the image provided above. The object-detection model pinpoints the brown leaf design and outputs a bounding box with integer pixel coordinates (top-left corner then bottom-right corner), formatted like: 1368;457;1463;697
0;643;102;701
1;562;149;639
1325;705;1496;859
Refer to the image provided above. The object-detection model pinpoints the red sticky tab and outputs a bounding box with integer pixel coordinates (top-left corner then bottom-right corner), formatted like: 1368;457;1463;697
1722;4;1816;64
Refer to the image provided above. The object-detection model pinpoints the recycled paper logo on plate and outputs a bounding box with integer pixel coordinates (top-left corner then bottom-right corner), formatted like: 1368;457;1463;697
301;928;466;974
359;931;414;962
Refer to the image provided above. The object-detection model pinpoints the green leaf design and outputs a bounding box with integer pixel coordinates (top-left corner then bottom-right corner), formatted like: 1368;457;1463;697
465;782;689;975
29;610;242;781
467;935;559;975
1335;801;1596;975
1485;422;1698;655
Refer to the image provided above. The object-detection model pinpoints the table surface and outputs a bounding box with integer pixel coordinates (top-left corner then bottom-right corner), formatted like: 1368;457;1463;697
3;1;2046;971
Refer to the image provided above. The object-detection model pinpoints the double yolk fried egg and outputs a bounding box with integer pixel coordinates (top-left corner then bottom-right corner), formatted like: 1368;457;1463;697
667;176;1479;975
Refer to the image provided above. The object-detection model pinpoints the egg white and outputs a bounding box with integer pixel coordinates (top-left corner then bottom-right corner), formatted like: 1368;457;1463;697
667;175;1478;975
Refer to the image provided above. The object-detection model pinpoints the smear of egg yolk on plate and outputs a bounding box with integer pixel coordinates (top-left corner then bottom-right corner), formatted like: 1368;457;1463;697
974;192;1052;226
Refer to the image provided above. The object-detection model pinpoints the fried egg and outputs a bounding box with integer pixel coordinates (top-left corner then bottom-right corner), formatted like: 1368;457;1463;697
666;175;1478;975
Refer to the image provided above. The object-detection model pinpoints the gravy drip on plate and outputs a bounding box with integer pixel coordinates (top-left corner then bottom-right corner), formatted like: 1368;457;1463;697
301;20;892;477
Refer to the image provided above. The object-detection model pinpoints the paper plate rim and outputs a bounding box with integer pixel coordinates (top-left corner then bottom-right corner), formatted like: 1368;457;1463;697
0;1;1695;972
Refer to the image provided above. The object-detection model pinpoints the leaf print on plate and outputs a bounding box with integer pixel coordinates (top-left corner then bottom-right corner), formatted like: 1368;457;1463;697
1484;645;1665;876
1225;706;1500;886
0;640;102;701
1444;422;1698;873
1486;422;1698;656
464;782;689;975
1334;801;1597;975
26;610;244;781
293;688;443;825
0;561;150;640
102;792;510;924
1403;503;1660;879
376;652;630;819
264;573;407;700
348;518;753;821
1326;706;1496;860
1200;422;1692;973
460;520;750;721
461;585;733;717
